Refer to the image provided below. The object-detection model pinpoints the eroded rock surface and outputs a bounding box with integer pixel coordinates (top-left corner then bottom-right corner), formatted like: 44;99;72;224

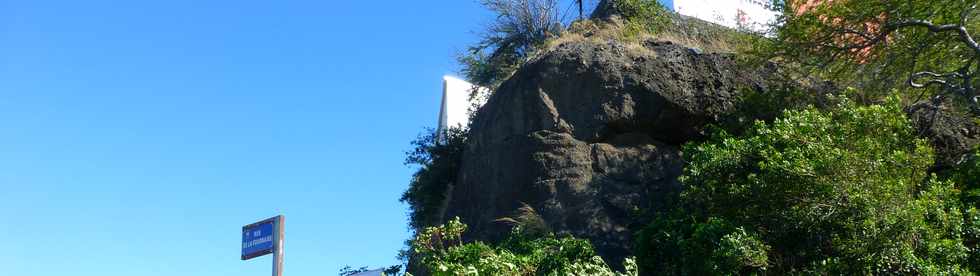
442;39;781;265
908;101;980;169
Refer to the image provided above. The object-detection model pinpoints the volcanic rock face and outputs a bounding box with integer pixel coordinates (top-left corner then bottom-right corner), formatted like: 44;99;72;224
907;101;980;169
442;39;780;264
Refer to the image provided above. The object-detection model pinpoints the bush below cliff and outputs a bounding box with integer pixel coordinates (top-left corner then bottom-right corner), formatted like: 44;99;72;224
638;97;973;274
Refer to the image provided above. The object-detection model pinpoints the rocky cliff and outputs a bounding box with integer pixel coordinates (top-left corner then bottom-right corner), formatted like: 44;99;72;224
440;37;785;265
433;15;980;271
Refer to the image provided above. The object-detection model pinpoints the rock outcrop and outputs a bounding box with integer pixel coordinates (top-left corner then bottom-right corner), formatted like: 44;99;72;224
441;38;783;265
908;101;980;169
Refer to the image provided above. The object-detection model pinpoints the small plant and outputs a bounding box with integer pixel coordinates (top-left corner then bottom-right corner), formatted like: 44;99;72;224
493;202;551;237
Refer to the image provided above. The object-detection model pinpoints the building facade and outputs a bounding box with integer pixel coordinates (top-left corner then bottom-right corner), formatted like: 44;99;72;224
436;75;487;141
671;0;778;32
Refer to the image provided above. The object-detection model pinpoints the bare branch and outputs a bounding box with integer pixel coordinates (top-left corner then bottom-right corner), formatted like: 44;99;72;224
887;19;980;56
909;71;953;88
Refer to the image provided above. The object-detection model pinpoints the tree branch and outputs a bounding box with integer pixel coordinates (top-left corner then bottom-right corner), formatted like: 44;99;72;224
887;19;980;56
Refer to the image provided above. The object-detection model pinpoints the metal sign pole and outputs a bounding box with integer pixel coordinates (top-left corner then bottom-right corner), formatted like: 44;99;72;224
273;215;284;276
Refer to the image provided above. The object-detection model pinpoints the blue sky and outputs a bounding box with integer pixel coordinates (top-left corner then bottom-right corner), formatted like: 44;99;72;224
0;0;668;275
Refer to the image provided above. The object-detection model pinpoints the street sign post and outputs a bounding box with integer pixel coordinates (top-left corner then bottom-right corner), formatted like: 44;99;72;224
242;215;285;276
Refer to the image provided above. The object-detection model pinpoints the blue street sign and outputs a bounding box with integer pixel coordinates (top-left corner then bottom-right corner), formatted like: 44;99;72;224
242;217;278;260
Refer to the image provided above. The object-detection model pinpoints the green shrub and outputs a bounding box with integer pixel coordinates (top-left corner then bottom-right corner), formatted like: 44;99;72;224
411;217;637;276
941;149;980;207
720;83;839;136
713;227;770;272
637;97;973;274
940;149;980;271
609;0;670;39
401;127;467;230
965;207;980;272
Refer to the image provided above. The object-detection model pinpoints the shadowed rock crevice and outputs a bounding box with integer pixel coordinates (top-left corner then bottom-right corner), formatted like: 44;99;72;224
907;101;980;169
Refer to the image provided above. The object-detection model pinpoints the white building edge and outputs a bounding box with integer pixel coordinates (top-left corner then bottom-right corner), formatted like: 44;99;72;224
672;0;778;33
436;75;488;142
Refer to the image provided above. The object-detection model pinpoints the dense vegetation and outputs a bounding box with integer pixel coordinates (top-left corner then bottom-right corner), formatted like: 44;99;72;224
410;217;636;275
635;1;980;271
637;97;974;274
944;149;980;208
401;127;467;231
759;0;980;107
941;148;980;271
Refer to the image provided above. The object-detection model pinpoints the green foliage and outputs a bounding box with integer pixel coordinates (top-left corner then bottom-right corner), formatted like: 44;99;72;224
636;216;771;275
713;227;770;272
966;207;980;272
493;202;552;237
637;97;974;274
760;1;980;106
612;0;670;38
942;149;980;205
382;265;401;276
940;149;980;271
401;127;467;230
411;217;637;276
721;81;838;136
458;0;569;90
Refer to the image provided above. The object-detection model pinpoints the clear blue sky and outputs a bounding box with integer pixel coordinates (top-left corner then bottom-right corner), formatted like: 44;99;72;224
0;0;668;275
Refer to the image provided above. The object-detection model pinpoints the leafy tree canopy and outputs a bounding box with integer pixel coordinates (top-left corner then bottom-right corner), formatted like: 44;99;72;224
761;0;980;107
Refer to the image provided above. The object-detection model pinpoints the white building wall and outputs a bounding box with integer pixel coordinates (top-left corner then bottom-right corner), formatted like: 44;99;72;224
436;75;488;141
673;0;777;32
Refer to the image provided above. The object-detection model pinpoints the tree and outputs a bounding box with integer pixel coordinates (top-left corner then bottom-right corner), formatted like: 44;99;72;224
755;3;980;271
458;0;571;90
762;0;980;108
636;96;973;274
